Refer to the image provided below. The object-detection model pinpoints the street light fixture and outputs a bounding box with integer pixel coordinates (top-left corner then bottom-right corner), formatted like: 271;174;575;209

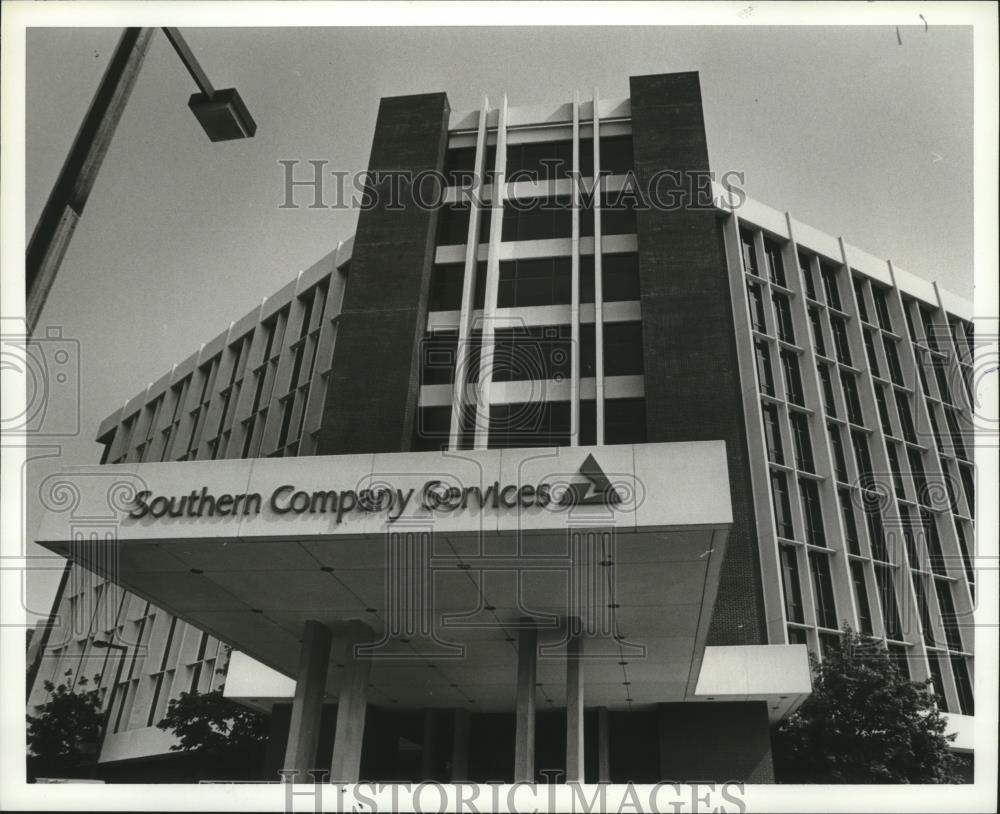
162;28;257;142
25;27;257;335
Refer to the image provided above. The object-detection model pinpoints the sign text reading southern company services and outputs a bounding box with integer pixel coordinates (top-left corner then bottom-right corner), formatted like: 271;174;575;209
127;455;622;524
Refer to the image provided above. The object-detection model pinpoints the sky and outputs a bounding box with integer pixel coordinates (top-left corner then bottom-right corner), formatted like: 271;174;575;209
16;22;977;620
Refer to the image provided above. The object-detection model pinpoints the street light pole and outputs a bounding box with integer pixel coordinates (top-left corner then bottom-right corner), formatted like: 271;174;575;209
25;27;257;336
26;28;154;336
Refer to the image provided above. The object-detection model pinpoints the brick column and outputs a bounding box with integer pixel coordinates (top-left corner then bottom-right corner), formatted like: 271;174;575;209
629;71;766;646
317;91;451;454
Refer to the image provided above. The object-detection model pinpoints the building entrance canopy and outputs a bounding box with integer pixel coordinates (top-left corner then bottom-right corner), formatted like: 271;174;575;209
37;441;735;712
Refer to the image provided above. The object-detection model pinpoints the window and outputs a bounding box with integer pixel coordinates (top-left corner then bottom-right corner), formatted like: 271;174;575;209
437;201;492;245
492;325;573;382
741;229;758;276
951;656;974;715
841;372;864;425
799;253;817;299
779;544;804;623
883;337;904;385
851;560;872;636
605;398;647;444
830;316;852;364
875;564;903;640
853;278;869;323
934;363;953;405
578;135;635;177
443;144;496;186
773;293;795;343
747;282;766;333
505;139;573;181
954;520;974;587
502;197;572;241
421;330;459;385
886;443;906;499
755;341;775;396
787;626;808;645
920;509;946;576
872;286;893;331
488;401;571;448
580;253;641;303
912;574;935;647
147;616;179;726
829;424;849;481
762;404;785;464
926;653;948;711
908;448;928;504
603;322;645;376
497;257;570;308
863;329;880;376
874;384;894;436
864;498;889;562
920;307;939;351
188;631;213;694
771;472;794;539
781;350;804;405
851;430;873;482
430;262;487;311
840;489;860;554
944;407;965;458
413;406;452;452
764;238;786;286
800;478;826;546
821;266;842;310
810;551;838;628
902;299;917;340
935;580;963;652
580;191;637;237
958;463;975;516
808;307;826;355
895;392;917;443
888;644;911;679
241;310;285;459
818;363;837;416
790;412;814;472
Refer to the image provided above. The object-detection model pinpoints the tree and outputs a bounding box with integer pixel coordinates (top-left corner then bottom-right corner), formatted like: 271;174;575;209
772;628;964;783
155;689;269;760
27;671;104;776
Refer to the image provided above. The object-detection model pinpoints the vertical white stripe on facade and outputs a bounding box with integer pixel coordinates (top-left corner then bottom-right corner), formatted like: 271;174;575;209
570;90;581;446
592;87;605;444
449;96;489;450
474;95;508;450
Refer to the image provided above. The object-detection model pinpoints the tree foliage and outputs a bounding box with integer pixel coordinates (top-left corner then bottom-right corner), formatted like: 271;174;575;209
26;672;103;767
773;628;964;783
155;689;269;757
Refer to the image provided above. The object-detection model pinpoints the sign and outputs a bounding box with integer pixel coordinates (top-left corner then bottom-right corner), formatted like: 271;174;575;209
127;454;623;524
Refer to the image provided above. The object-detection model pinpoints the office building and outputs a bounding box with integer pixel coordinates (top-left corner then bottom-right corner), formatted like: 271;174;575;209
30;72;975;783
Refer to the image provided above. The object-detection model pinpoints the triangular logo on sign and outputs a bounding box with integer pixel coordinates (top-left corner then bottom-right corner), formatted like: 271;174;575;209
558;454;623;507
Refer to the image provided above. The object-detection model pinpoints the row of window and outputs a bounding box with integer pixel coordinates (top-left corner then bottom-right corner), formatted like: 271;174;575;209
421;322;644;385
413;398;647;450
436;193;638;246
443;135;634;186
102;280;335;465
429;253;641;312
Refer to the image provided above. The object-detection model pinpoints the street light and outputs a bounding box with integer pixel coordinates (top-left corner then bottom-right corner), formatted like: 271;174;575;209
91;639;129;749
25;27;257;336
